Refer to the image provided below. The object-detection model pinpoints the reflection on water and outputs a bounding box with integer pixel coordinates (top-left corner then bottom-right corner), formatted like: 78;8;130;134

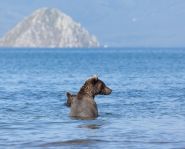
39;139;105;147
1;48;185;149
77;124;102;129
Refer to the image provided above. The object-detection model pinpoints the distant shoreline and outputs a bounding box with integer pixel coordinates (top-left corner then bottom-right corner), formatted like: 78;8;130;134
0;47;185;49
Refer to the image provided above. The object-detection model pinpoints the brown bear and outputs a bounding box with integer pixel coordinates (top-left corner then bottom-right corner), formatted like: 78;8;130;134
66;75;112;119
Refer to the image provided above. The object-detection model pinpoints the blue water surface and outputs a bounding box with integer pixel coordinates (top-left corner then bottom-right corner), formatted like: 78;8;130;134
0;48;185;149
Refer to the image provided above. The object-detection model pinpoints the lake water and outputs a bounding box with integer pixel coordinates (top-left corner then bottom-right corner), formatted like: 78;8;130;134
0;48;185;149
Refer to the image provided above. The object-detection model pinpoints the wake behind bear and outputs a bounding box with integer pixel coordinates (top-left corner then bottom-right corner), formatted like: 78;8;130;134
66;75;112;119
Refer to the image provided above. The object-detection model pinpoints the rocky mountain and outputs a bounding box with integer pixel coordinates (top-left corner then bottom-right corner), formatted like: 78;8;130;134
0;8;99;48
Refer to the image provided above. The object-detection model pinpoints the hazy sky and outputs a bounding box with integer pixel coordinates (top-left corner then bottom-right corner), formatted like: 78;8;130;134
0;0;185;47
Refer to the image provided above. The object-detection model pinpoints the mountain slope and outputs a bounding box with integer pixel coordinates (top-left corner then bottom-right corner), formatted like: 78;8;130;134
0;8;99;48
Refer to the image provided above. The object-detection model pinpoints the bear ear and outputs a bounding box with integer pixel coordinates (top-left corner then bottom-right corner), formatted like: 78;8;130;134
66;92;72;98
89;74;98;81
90;75;99;84
85;75;98;84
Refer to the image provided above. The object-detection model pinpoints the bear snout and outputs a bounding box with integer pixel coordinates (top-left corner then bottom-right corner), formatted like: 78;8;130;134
102;87;112;95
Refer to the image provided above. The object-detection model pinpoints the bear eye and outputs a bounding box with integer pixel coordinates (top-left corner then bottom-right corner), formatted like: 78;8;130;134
101;84;104;89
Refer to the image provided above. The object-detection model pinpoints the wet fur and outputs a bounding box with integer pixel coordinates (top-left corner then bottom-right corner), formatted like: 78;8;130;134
66;76;112;119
